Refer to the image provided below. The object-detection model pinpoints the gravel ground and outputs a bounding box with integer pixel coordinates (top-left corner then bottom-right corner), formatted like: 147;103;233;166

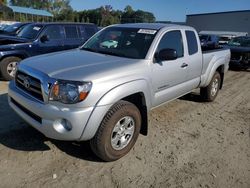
0;70;249;188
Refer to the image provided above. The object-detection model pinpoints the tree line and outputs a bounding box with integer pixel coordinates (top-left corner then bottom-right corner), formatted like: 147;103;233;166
6;1;155;26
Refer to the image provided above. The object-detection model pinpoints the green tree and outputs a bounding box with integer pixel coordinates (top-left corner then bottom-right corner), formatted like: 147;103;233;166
121;5;155;23
124;5;133;14
51;1;74;21
9;0;51;10
0;0;7;5
133;10;155;23
121;5;135;23
9;0;74;21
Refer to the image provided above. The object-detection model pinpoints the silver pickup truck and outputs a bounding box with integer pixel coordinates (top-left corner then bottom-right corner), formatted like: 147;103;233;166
8;23;230;161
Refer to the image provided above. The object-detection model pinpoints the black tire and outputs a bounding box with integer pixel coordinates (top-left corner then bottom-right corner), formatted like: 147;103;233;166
0;56;22;81
201;71;221;102
90;100;141;161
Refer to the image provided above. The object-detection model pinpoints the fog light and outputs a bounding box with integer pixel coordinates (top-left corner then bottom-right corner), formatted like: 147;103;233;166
53;119;72;133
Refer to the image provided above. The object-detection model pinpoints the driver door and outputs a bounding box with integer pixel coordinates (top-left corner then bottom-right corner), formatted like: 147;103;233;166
151;30;189;107
36;25;64;55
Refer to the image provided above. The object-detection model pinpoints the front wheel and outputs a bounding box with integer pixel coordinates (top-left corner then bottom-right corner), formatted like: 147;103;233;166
200;71;221;102
90;100;141;161
0;56;22;80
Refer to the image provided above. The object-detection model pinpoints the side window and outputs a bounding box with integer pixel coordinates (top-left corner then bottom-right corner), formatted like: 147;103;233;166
157;30;183;58
64;26;79;39
43;25;62;40
185;30;198;55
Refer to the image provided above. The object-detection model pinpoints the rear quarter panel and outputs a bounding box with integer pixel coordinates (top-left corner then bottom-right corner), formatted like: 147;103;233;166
200;48;230;87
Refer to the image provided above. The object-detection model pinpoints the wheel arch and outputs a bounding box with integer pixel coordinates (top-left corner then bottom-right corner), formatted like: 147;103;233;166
121;92;148;136
0;52;27;62
80;80;151;141
216;65;225;89
203;59;226;88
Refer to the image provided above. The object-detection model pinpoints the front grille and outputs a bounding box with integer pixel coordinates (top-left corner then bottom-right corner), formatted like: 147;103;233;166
15;71;44;101
11;98;42;124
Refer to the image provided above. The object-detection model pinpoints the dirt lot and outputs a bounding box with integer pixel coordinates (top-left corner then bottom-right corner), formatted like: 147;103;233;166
0;70;249;188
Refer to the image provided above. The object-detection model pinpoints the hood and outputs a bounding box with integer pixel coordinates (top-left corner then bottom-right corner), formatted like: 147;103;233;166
0;30;8;35
0;35;30;45
20;49;142;81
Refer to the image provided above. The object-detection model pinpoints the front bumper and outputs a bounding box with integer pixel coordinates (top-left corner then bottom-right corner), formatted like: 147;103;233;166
8;81;94;141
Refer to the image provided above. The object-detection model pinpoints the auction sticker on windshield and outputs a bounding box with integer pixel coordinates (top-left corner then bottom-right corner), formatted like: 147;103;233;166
138;29;157;35
33;26;41;31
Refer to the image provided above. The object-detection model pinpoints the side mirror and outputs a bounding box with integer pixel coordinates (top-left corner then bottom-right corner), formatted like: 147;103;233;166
40;35;49;43
155;48;178;61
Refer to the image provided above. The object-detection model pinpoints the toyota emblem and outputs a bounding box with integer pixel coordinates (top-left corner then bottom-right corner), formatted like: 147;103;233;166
23;77;31;89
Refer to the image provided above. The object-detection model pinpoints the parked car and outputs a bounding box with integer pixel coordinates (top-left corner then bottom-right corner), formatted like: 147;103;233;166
227;36;250;70
0;24;9;30
199;31;248;45
218;35;235;45
0;22;31;36
0;22;98;80
199;34;219;49
8;23;230;161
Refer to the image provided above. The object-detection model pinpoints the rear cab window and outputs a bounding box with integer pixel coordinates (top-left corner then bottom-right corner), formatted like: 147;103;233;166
185;30;198;55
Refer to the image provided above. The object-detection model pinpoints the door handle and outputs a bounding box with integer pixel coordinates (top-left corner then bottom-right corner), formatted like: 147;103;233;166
181;63;188;68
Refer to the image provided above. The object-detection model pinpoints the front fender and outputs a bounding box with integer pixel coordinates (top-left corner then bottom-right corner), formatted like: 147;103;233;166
96;79;151;107
0;50;28;61
79;79;151;141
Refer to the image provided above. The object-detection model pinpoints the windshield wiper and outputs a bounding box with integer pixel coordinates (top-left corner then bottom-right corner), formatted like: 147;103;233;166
97;50;127;58
81;48;126;57
81;47;98;53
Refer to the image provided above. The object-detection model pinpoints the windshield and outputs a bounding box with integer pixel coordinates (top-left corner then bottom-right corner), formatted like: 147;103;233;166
0;24;9;31
17;24;43;39
81;27;158;59
228;37;250;47
4;23;22;33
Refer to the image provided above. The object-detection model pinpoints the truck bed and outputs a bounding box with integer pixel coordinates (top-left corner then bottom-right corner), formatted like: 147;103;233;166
202;47;231;75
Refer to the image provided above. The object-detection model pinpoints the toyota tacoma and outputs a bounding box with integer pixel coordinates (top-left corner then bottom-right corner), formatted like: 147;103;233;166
8;23;230;161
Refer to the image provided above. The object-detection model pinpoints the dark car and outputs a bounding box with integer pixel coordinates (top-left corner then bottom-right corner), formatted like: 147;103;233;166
0;22;31;36
227;36;250;70
0;24;9;31
0;22;98;80
199;34;219;50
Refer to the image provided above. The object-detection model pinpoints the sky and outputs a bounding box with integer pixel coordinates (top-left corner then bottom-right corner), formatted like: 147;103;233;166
70;0;250;22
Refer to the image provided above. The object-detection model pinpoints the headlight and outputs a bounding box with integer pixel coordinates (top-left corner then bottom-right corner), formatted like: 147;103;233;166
49;80;92;104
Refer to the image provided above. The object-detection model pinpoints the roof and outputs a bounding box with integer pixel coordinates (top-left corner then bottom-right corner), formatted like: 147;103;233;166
8;5;53;17
115;23;168;30
113;23;193;31
27;22;96;27
187;10;250;17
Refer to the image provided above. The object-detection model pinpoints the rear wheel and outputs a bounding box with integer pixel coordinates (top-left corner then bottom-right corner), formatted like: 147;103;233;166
201;71;221;102
90;100;141;161
0;56;22;80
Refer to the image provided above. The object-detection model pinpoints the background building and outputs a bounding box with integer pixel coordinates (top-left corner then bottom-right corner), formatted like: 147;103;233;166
0;4;53;22
186;10;250;35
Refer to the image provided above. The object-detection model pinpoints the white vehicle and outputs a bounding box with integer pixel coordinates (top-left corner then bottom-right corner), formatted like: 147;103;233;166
9;23;231;161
